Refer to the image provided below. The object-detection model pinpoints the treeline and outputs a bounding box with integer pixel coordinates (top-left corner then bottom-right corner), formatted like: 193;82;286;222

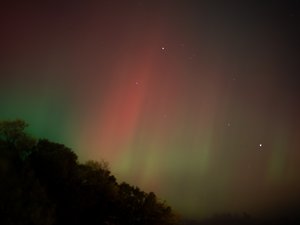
0;120;179;225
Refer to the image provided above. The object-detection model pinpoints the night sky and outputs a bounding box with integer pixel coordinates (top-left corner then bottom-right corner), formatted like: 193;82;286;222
1;0;300;219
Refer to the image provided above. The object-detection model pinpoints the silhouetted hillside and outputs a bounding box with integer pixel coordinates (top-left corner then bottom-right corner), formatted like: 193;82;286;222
0;120;179;225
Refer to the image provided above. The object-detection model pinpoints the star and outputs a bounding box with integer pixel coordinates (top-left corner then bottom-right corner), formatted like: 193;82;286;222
161;47;165;50
259;143;263;147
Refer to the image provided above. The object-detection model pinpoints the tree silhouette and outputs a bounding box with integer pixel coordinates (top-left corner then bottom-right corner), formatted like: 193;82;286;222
0;119;36;160
0;120;54;225
0;119;179;225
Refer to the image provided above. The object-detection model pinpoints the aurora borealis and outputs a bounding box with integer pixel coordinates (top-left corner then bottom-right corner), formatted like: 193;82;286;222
0;0;300;219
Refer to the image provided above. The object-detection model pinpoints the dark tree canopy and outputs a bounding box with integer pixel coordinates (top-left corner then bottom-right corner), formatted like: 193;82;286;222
0;119;36;159
0;120;180;225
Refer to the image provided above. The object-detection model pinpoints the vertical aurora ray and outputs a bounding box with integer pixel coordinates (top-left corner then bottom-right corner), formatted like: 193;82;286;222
266;121;291;184
77;33;161;163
